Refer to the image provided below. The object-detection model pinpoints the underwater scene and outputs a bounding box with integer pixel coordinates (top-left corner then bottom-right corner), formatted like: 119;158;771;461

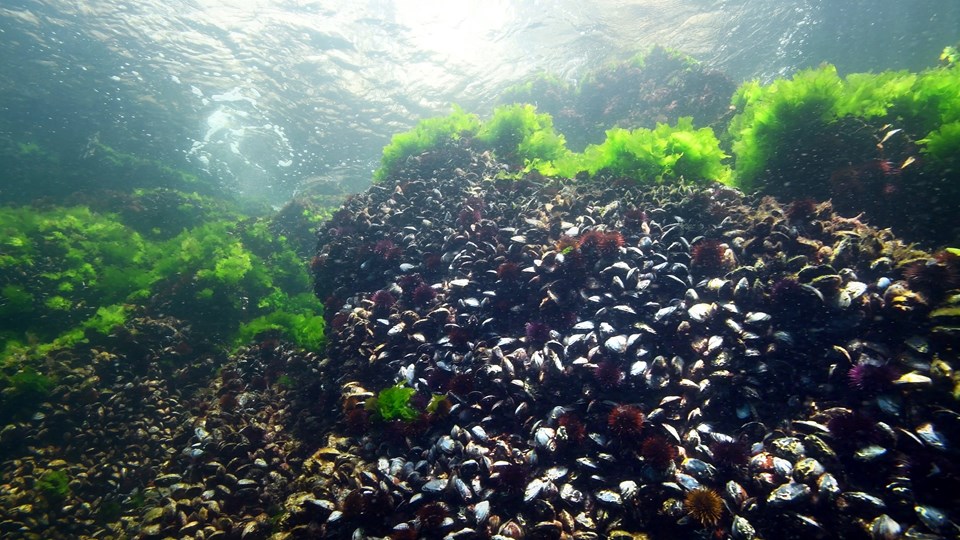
2;1;960;539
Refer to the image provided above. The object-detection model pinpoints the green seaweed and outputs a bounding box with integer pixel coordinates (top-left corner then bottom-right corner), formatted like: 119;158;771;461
550;117;730;184
727;61;960;242
918;120;960;170
942;44;960;67
37;470;71;502
374;105;480;182
1;191;331;366
475;103;568;167
235;294;327;351
729;62;960;191
368;384;418;422
374;105;729;186
728;65;846;192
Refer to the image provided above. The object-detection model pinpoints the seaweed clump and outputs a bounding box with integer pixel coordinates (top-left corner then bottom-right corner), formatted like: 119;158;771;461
728;58;960;244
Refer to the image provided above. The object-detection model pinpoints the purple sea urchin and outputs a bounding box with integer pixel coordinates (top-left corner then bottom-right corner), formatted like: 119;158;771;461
608;404;644;443
847;361;899;394
594;359;624;389
524;321;551;344
370;289;396;311
710;439;751;469
411;283;437;306
690;238;727;271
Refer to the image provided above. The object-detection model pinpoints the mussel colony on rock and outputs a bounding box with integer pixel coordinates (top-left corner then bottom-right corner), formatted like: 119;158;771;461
1;146;958;540
0;316;330;539
307;148;960;539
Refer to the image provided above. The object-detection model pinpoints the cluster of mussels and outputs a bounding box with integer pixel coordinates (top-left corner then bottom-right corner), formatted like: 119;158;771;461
305;148;960;539
0;315;331;540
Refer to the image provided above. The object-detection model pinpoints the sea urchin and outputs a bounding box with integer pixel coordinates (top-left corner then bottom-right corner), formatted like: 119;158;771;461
608;404;644;442
684;487;724;527
641;435;678;469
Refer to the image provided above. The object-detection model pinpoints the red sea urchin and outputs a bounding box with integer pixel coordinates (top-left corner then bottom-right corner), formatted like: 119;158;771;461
415;501;449;530
578;230;625;258
903;257;959;303
497;261;523;281
684;487;724;527
826;410;881;447
397;273;425;294
690;238;728;272
709;439;751;469
371;289;397;311
372;239;401;260
491;462;529;494
594;359;624;390
557;412;587;445
641;435;678;469
608;404;644;442
411;283;437;306
785;198;818;222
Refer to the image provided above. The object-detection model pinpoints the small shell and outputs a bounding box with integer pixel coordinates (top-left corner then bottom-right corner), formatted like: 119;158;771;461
688;303;717;323
604;335;629;355
731;515;756;540
817;473;840;499
839;491;886;512
595;489;622;506
854;445;887;462
471;500;490;524
767;482;811;508
870;514;901;540
534;427;557;452
915;504;949;533
793;458;825;483
524;478;550;503
744;311;771;326
915;423;947;451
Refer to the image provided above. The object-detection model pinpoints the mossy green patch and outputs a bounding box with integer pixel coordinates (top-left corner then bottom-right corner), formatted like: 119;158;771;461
375;105;729;186
367;384;418;422
37;470;70;502
729;62;960;191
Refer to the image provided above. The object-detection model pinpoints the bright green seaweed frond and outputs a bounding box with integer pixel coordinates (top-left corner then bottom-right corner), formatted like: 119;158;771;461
728;65;845;191
476;103;569;166
368;384;418;422
374;105;481;182
552;118;729;185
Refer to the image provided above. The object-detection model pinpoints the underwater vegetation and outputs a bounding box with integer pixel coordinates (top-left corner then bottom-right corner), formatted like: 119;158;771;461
728;59;960;243
545;116;731;184
378;48;960;246
4;39;960;539
474;103;568;166
499;45;736;151
312;143;960;539
366;383;419;422
376;106;731;186
0;189;329;387
374;105;481;182
0;136;215;205
36;469;71;502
